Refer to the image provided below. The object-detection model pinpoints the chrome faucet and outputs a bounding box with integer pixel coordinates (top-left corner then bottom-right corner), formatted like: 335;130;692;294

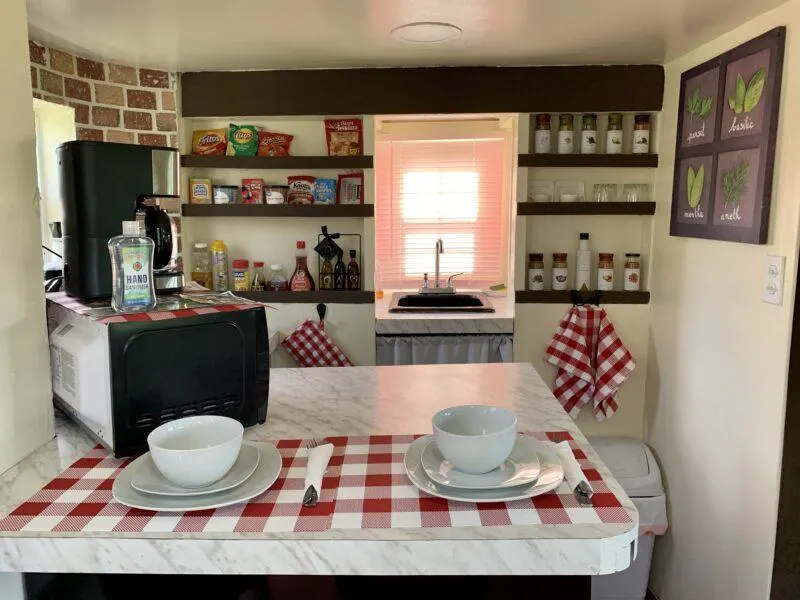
434;238;443;288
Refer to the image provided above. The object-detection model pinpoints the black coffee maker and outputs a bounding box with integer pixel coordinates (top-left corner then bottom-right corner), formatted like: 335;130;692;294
58;140;182;299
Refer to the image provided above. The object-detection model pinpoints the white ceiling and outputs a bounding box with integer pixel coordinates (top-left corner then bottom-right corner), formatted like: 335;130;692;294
27;0;789;71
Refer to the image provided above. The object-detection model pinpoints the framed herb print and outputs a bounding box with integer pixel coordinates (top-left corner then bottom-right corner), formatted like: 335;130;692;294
670;27;785;244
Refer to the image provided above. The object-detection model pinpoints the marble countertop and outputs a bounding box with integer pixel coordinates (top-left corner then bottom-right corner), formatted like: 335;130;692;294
0;364;636;576
375;291;515;335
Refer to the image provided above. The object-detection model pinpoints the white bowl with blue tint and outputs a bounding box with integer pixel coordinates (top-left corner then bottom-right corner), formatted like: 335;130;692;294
432;405;517;475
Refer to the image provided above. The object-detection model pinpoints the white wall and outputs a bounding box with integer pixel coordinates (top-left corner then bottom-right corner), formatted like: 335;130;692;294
647;6;800;600
0;0;55;472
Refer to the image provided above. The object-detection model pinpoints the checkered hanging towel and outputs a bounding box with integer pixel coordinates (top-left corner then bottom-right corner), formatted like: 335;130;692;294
544;306;635;421
281;319;353;367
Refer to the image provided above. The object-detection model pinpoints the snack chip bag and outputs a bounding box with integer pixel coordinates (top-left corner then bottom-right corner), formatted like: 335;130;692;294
226;124;258;156
192;129;227;155
287;176;315;205
324;118;363;156
312;178;337;205
257;131;294;157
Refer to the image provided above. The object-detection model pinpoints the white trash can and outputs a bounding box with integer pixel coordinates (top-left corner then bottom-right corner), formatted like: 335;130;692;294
588;436;668;600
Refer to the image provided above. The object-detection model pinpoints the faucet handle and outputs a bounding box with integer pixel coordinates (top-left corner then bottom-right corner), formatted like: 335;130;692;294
446;273;464;288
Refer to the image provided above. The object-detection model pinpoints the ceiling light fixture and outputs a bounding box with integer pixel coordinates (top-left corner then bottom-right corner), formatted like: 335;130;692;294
391;22;462;44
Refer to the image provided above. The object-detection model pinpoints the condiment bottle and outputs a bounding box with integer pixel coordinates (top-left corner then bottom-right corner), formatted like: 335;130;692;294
346;249;361;290
581;114;597;154
624;253;641;291
632;114;650;154
232;259;250;292
552;253;569;291
290;241;315;291
598;253;615;291
527;253;544;291
210;239;229;292
108;221;157;312
268;264;289;291
575;233;591;291
320;255;334;290
606;113;623;154
557;114;574;154
190;242;212;289
251;261;266;291
333;249;346;290
534;114;552;154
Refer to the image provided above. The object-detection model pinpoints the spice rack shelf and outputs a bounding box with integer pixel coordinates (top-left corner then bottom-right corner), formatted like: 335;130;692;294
517;202;656;216
181;204;374;218
517;154;659;168
515;290;650;304
237;290;374;304
180;155;374;169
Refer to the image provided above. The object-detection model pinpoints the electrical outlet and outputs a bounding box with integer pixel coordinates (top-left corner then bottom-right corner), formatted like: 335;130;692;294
763;255;785;305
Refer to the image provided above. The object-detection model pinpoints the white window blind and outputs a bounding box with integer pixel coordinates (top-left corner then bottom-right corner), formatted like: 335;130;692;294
376;130;510;290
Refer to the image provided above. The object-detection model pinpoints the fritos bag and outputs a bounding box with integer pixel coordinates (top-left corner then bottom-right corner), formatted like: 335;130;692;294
257;131;294;156
191;129;227;155
324;118;363;156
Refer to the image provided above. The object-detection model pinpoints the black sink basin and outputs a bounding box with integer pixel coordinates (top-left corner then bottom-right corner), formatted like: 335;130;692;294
388;292;495;313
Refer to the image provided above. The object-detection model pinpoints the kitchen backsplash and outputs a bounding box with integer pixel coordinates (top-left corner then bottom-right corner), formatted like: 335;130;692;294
28;40;179;149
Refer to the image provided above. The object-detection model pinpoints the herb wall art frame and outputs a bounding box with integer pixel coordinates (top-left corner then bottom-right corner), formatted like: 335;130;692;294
670;27;785;244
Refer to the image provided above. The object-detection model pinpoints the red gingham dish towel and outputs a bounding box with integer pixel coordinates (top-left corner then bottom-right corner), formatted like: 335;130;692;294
544;306;635;421
281;319;353;367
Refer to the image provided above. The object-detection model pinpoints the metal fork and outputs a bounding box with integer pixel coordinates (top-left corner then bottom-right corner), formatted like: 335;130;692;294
302;438;329;507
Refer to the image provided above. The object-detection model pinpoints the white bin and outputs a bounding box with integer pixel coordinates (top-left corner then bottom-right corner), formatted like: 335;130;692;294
588;437;668;600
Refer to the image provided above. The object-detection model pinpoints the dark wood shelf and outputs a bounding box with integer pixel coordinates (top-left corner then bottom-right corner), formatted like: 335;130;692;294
181;203;374;218
518;154;658;168
237;290;374;304
181;155;373;169
517;202;656;216
515;290;650;304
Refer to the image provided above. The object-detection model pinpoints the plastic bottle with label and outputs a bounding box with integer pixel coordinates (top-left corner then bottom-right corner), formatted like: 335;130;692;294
290;241;315;291
108;221;157;312
575;233;592;291
210;239;229;292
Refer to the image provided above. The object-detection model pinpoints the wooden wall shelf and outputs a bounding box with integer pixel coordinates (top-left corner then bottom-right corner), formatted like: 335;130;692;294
181;155;373;169
517;202;656;216
517;154;659;168
237;290;375;304
515;290;650;304
181;204;374;218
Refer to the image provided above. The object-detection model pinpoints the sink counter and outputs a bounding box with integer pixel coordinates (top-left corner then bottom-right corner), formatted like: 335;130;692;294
375;291;514;334
0;364;635;577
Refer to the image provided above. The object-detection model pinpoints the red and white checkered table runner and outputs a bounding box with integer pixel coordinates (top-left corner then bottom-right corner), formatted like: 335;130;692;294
0;433;631;535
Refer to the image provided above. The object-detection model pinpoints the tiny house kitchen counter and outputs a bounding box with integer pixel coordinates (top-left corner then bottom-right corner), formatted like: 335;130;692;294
0;363;636;577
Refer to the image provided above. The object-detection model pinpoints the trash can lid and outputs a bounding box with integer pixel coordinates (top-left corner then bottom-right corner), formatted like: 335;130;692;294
587;436;664;498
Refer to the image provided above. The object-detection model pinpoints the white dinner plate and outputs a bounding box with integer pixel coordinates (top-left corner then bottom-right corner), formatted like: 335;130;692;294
131;442;260;497
420;434;541;490
113;442;282;512
405;436;564;503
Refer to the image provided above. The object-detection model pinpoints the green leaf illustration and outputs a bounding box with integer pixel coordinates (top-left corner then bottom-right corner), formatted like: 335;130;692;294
688;165;704;209
687;166;695;205
735;74;746;113
687;87;714;119
699;97;713;119
744;67;766;112
729;97;737;111
722;159;749;207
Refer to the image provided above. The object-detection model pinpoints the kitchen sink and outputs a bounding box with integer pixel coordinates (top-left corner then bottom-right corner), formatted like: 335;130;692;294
388;292;495;313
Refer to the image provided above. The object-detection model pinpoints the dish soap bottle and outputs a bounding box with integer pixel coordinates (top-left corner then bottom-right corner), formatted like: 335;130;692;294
290;241;315;291
575;233;591;291
346;249;361;290
108;221;157;312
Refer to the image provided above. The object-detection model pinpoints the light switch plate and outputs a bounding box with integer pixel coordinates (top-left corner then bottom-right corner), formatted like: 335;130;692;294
763;255;785;305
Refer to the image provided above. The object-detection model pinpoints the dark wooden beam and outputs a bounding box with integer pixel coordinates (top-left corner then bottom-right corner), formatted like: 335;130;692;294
181;66;664;117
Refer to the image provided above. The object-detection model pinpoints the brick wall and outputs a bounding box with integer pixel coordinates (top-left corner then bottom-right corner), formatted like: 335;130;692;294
29;40;179;148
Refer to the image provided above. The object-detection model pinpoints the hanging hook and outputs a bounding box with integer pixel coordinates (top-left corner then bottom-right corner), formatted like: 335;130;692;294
316;303;327;324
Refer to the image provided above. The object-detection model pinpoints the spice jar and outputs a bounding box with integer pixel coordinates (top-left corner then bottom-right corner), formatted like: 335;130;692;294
232;259;250;292
597;253;614;291
527;253;545;290
533;114;552;154
557;114;574;154
606;113;623;154
190;242;212;289
581;114;598;154
624;253;641;291
632;114;650;154
552;253;569;291
251;261;266;291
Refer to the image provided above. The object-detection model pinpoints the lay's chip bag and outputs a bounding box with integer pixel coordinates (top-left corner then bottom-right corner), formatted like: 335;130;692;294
226;124;258;156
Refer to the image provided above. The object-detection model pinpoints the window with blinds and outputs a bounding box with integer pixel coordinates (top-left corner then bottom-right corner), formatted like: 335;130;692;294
375;121;512;290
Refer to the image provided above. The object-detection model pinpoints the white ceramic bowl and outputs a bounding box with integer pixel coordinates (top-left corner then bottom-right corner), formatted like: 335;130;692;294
432;405;517;475
147;416;243;489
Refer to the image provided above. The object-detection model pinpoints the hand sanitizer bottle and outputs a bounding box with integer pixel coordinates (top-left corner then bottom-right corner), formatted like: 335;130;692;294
108;221;157;312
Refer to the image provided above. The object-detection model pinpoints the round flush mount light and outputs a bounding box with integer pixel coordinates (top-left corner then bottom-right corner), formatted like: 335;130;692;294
391;22;462;44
